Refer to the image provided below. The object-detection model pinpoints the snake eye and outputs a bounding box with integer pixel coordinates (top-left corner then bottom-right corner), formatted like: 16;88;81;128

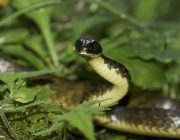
92;42;102;54
93;43;100;51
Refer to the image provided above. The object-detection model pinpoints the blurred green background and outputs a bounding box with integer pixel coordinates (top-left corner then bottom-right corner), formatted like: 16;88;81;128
0;0;180;139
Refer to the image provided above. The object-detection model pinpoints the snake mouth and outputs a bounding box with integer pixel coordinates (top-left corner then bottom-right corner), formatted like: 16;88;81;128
79;51;88;55
78;51;88;57
79;51;86;54
78;51;101;60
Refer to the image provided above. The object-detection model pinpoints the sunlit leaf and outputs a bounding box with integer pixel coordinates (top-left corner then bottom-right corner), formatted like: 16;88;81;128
13;88;36;103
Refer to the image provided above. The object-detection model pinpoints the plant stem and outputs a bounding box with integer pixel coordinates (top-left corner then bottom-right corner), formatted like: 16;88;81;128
0;113;19;140
84;0;139;24
1;101;50;113
39;21;59;67
0;0;61;27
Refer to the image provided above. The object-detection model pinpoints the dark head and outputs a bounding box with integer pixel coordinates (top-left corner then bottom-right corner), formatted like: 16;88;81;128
75;39;103;60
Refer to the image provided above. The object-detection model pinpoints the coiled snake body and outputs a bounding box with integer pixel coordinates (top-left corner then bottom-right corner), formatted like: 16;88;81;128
75;39;180;138
1;39;180;138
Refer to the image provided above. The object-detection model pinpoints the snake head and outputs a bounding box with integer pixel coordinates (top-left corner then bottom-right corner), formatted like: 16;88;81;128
75;39;103;60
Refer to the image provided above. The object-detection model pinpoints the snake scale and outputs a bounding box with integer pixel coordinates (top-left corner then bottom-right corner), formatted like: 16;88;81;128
1;38;180;138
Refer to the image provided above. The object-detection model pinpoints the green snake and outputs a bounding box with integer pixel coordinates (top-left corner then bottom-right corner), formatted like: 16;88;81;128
1;39;180;138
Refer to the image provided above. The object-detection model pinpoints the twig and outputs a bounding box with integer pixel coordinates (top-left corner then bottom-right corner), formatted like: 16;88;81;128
0;113;19;140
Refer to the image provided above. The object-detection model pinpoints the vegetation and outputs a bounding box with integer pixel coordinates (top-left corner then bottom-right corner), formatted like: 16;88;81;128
0;0;180;139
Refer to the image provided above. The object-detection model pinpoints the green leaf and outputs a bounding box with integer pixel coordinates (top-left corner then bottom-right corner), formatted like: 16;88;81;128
84;0;138;24
0;0;61;27
12;88;36;103
35;85;55;101
12;0;52;25
62;110;94;140
0;70;54;84
43;103;60;113
1;100;50;113
33;121;64;136
0;85;9;92
128;22;180;63
12;0;59;67
0;29;29;44
56;100;113;140
72;16;108;44
28;113;46;123
23;35;47;60
3;49;47;69
29;119;47;133
134;0;159;21
0;70;54;94
129;59;164;90
33;100;114;140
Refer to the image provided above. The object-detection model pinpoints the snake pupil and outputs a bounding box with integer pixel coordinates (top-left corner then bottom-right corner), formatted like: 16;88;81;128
93;43;100;52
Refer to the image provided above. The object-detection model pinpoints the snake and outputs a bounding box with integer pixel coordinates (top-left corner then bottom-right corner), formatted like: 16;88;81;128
74;39;180;138
1;39;180;138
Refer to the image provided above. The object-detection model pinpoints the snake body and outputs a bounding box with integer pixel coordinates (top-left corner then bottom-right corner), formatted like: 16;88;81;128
75;39;180;138
1;39;180;138
75;39;130;106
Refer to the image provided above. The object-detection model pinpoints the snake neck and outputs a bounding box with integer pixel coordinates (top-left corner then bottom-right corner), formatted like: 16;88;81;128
83;54;130;106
